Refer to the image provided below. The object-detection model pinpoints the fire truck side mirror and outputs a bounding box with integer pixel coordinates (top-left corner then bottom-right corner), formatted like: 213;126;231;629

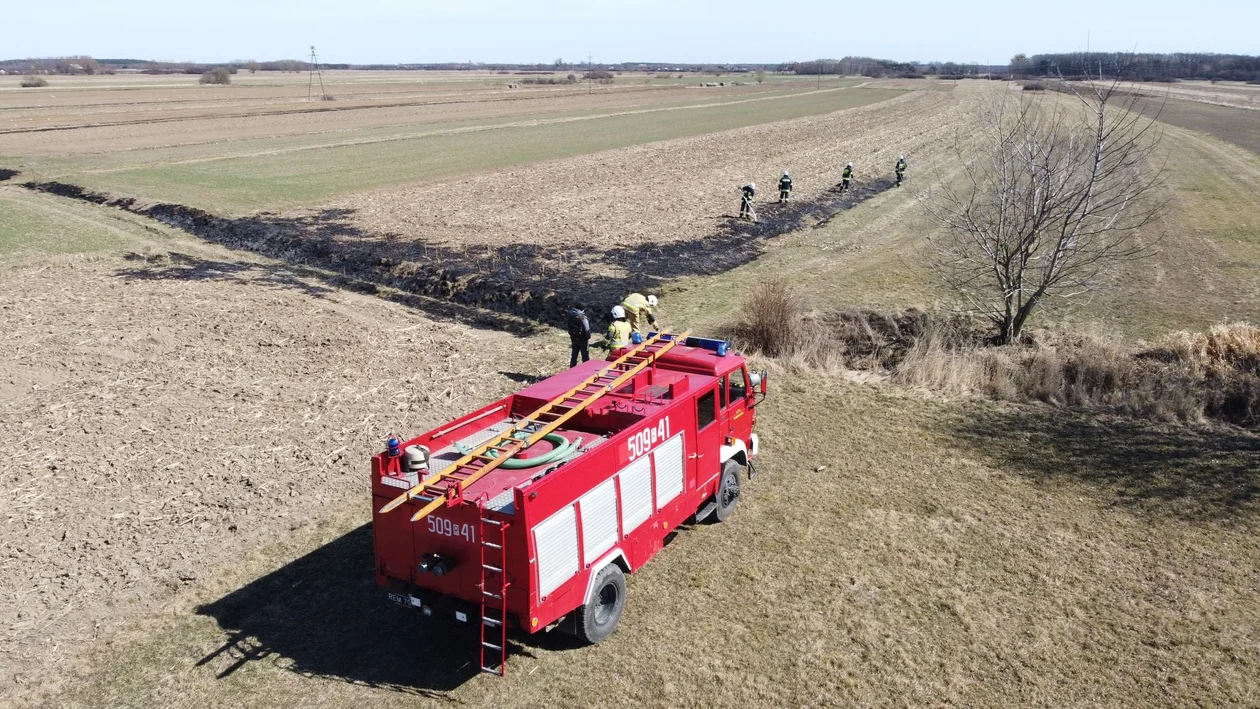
748;370;768;408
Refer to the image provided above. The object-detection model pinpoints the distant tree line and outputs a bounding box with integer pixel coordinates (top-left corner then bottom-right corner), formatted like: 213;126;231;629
0;57;352;75
143;62;239;75
1012;52;1260;82
786;57;999;79
0;56;770;75
0;56;110;75
6;53;1256;82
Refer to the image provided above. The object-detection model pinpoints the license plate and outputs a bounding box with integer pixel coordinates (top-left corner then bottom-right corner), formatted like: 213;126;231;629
388;592;422;608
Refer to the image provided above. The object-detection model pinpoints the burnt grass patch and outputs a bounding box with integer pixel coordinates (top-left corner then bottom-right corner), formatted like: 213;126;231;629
24;178;895;335
0;169;19;182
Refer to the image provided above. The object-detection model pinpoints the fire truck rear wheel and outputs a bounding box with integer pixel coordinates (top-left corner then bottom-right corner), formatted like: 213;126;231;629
714;459;742;522
577;564;627;644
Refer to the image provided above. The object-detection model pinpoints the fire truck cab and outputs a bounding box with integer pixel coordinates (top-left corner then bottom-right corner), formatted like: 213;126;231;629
371;334;765;674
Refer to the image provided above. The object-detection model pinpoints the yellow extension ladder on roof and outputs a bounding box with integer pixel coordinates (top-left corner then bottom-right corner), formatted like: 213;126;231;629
379;329;692;522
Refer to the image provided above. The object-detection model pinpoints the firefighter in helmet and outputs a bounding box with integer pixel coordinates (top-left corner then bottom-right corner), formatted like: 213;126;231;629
620;293;658;334
778;170;793;203
605;305;632;350
739;182;756;220
895;155;907;187
839;162;853;192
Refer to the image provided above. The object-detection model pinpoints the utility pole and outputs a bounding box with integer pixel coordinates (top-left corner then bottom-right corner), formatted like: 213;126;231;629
588;51;592;95
307;45;326;101
817;60;821;89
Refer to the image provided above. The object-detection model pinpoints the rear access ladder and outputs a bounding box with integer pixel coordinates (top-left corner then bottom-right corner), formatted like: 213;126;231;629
379;330;692;522
478;500;510;676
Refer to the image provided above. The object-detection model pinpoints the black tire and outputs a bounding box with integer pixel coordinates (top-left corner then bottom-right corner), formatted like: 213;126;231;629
576;564;627;644
714;459;742;522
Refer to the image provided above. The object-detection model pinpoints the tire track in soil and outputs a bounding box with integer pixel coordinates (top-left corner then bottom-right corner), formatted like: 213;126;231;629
21;176;895;333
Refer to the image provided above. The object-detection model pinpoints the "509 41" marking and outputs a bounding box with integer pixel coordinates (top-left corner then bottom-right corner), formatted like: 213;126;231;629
427;515;475;543
627;417;671;461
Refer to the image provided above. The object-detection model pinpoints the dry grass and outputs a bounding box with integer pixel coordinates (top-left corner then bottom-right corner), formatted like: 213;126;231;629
726;278;876;372
894;320;1260;426
1150;323;1260;375
728;277;802;357
729;279;1260;429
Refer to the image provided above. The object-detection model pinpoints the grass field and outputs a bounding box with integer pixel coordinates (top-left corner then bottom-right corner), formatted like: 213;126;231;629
660;98;1260;341
2;71;880;214
0;185;180;258
63;87;900;214
2;73;1259;708
0;188;123;255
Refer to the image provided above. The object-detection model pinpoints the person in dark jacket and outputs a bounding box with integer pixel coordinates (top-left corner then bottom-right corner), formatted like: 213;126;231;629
839;162;853;192
739;183;757;221
567;301;591;367
895;155;907;187
778;171;792;203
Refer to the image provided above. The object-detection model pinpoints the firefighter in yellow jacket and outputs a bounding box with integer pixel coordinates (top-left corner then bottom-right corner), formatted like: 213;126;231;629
621;293;659;334
605;305;632;349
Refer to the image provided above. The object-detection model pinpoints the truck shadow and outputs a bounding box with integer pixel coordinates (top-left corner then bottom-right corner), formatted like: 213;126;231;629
24;178;892;336
194;523;570;697
949;405;1260;521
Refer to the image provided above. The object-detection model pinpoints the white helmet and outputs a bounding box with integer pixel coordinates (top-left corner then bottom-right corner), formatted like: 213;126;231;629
899;154;904;160
611;305;625;319
783;170;789;177
646;295;658;307
749;182;755;190
847;162;853;167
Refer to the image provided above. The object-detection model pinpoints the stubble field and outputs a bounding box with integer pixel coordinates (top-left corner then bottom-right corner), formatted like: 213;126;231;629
2;70;1258;708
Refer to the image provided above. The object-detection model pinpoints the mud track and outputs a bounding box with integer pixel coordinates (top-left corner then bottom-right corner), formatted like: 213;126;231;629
23;178;895;333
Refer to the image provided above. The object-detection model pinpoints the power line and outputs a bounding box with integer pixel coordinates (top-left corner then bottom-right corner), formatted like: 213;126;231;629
308;45;326;101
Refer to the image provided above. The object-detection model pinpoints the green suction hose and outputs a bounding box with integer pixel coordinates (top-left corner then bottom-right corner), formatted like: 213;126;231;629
456;431;583;469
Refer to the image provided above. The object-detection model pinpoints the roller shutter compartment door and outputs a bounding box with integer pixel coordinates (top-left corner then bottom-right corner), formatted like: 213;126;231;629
580;476;619;562
653;433;685;509
534;504;579;597
618;456;653;535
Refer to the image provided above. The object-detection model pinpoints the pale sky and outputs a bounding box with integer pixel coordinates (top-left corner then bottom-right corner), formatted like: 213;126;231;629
4;0;1256;65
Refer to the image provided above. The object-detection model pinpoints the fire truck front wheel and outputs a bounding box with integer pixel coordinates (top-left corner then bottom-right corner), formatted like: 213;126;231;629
714;459;742;522
577;564;627;644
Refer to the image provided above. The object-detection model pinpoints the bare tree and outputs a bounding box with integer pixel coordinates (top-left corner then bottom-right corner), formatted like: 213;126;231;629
923;71;1166;344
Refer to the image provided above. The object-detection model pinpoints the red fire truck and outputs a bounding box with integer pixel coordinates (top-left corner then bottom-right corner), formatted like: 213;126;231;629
371;331;766;675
